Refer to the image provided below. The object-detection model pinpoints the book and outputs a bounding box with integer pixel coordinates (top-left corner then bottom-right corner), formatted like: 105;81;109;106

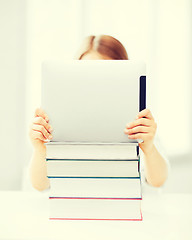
47;159;140;178
46;142;138;160
49;177;142;198
46;142;142;221
49;198;142;221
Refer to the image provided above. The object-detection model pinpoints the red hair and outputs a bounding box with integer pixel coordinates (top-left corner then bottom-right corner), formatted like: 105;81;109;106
75;35;128;60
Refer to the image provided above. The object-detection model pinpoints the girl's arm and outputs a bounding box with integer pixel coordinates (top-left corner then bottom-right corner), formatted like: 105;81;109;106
141;143;168;187
29;108;53;191
124;109;168;187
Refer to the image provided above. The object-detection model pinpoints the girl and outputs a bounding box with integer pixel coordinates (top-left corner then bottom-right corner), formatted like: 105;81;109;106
29;35;168;191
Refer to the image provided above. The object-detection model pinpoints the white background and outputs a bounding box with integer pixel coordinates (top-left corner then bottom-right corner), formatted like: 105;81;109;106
0;0;191;192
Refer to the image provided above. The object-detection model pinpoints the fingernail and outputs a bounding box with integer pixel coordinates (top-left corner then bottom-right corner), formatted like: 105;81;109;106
49;127;53;132
48;135;52;139
45;117;49;122
126;124;131;128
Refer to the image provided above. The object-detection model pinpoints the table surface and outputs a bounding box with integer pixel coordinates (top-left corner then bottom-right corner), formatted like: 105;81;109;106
0;191;192;240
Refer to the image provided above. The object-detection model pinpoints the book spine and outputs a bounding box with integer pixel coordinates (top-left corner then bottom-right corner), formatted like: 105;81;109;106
49;218;142;221
47;176;140;179
49;197;142;200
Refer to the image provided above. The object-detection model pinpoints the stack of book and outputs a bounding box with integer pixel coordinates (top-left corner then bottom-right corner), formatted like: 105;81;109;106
46;142;142;221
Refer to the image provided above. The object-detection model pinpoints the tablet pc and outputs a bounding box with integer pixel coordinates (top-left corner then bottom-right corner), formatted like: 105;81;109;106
41;60;146;143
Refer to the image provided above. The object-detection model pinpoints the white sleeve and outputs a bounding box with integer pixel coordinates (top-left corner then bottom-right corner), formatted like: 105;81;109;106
21;160;36;192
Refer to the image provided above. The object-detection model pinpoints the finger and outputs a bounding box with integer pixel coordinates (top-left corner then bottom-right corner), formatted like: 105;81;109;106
137;109;154;120
124;126;149;135
32;124;52;140
33;117;52;133
127;132;148;140
35;108;49;122
31;130;47;142
126;118;152;129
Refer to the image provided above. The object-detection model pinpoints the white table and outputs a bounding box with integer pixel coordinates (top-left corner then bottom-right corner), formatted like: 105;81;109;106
0;191;191;240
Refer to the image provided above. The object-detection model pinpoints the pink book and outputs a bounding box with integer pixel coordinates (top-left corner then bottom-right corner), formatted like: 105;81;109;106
49;197;142;221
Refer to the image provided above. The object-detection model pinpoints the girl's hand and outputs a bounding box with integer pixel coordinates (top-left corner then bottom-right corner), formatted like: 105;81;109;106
29;108;53;150
124;109;157;154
